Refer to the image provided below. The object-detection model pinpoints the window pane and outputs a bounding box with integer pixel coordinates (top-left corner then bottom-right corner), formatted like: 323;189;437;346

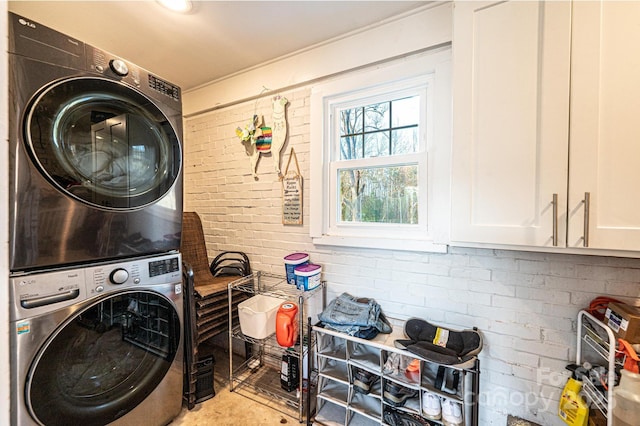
392;128;418;155
340;134;363;160
364;102;390;132
392;96;420;127
339;165;418;224
340;108;362;136
364;132;389;158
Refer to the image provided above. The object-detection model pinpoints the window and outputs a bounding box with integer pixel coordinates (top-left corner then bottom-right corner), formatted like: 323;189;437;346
336;92;424;226
310;49;451;251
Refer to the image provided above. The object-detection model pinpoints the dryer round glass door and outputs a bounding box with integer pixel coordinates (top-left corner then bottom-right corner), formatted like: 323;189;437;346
24;77;181;210
26;290;181;426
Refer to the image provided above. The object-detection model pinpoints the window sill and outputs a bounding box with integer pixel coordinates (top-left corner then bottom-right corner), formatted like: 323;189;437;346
312;234;448;253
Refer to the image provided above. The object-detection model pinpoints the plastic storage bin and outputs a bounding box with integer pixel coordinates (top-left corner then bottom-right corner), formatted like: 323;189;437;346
294;263;322;291
284;253;309;284
238;294;282;339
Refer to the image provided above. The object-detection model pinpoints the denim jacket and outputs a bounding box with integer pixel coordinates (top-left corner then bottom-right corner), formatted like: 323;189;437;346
318;292;392;339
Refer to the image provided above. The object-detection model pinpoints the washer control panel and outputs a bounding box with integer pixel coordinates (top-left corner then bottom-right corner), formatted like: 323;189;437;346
10;253;182;321
88;254;180;295
109;268;129;284
149;256;180;277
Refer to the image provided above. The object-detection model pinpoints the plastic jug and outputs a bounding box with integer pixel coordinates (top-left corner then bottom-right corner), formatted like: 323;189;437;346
613;369;640;426
276;302;298;347
558;377;588;426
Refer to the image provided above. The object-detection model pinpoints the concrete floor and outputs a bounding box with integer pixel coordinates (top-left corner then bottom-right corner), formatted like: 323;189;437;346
172;339;305;426
172;386;295;426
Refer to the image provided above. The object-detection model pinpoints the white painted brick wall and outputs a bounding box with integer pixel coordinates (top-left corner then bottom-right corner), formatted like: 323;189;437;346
184;87;640;426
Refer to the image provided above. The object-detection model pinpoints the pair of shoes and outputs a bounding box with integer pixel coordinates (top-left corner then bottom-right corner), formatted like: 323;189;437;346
383;407;432;426
353;367;379;394
383;381;419;407
422;392;463;426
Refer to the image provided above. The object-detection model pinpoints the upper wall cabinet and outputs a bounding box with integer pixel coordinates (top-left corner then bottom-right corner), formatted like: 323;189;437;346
568;1;640;251
451;0;640;253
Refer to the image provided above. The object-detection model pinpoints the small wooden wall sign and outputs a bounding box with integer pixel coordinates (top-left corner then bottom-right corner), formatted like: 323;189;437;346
282;148;303;225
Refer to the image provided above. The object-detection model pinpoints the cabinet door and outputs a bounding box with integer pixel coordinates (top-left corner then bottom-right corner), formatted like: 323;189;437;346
568;1;640;250
451;1;571;246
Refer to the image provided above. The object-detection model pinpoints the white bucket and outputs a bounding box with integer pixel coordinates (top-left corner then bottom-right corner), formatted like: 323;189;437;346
238;294;282;339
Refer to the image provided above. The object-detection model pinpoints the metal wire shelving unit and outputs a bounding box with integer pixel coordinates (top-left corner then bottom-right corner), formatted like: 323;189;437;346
228;271;325;424
576;310;625;426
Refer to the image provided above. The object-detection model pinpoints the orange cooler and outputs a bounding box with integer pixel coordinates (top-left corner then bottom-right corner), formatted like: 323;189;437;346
276;302;299;347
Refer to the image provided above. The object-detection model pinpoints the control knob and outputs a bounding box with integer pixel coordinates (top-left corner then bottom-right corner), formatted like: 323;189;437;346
109;59;129;77
110;268;129;285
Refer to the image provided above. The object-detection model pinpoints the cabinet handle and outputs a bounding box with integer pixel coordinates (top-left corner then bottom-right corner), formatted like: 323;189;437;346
583;192;591;247
552;193;558;247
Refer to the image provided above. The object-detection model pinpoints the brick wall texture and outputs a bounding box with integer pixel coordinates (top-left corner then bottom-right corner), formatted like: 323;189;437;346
184;87;640;426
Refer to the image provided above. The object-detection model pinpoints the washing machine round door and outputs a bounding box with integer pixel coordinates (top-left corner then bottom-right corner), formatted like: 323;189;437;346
26;290;181;426
24;77;181;210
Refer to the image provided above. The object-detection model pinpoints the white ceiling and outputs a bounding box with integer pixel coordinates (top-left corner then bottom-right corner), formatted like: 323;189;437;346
8;1;427;91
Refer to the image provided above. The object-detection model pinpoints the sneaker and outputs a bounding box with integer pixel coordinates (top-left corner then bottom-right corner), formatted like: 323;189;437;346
383;381;419;407
421;391;441;420
383;407;432;426
441;399;463;426
353;367;379;394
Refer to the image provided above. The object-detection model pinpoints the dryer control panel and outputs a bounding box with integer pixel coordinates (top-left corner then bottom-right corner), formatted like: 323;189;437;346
86;45;182;109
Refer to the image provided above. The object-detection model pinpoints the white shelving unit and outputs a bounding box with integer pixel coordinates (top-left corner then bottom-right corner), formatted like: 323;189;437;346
313;321;480;426
576;310;622;426
228;272;325;423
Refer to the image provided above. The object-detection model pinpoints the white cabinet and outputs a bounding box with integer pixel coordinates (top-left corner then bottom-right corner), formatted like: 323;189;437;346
568;1;640;251
452;0;640;252
313;322;479;426
451;1;571;248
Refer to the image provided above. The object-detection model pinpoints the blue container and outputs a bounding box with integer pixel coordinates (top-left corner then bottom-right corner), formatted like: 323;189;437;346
284;253;309;285
294;263;322;291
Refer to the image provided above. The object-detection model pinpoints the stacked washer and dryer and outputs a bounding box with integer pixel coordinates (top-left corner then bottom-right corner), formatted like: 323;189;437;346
8;12;185;426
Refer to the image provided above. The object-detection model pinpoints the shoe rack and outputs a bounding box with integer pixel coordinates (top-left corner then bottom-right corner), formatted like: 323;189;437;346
313;320;480;426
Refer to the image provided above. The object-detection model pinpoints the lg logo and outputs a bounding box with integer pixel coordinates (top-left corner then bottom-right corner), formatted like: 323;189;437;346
18;18;36;29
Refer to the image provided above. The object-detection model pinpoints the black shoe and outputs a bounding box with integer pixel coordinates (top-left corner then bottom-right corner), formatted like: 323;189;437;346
383;407;434;426
353;367;379;394
383;381;419;407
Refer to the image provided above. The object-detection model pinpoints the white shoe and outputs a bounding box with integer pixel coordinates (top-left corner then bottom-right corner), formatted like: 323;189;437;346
421;391;441;420
441;399;463;426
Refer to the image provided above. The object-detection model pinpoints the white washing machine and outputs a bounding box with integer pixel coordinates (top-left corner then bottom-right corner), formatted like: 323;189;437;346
10;253;184;426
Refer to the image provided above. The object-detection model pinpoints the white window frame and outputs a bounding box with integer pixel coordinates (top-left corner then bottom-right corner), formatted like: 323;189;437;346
328;82;429;238
310;48;451;252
